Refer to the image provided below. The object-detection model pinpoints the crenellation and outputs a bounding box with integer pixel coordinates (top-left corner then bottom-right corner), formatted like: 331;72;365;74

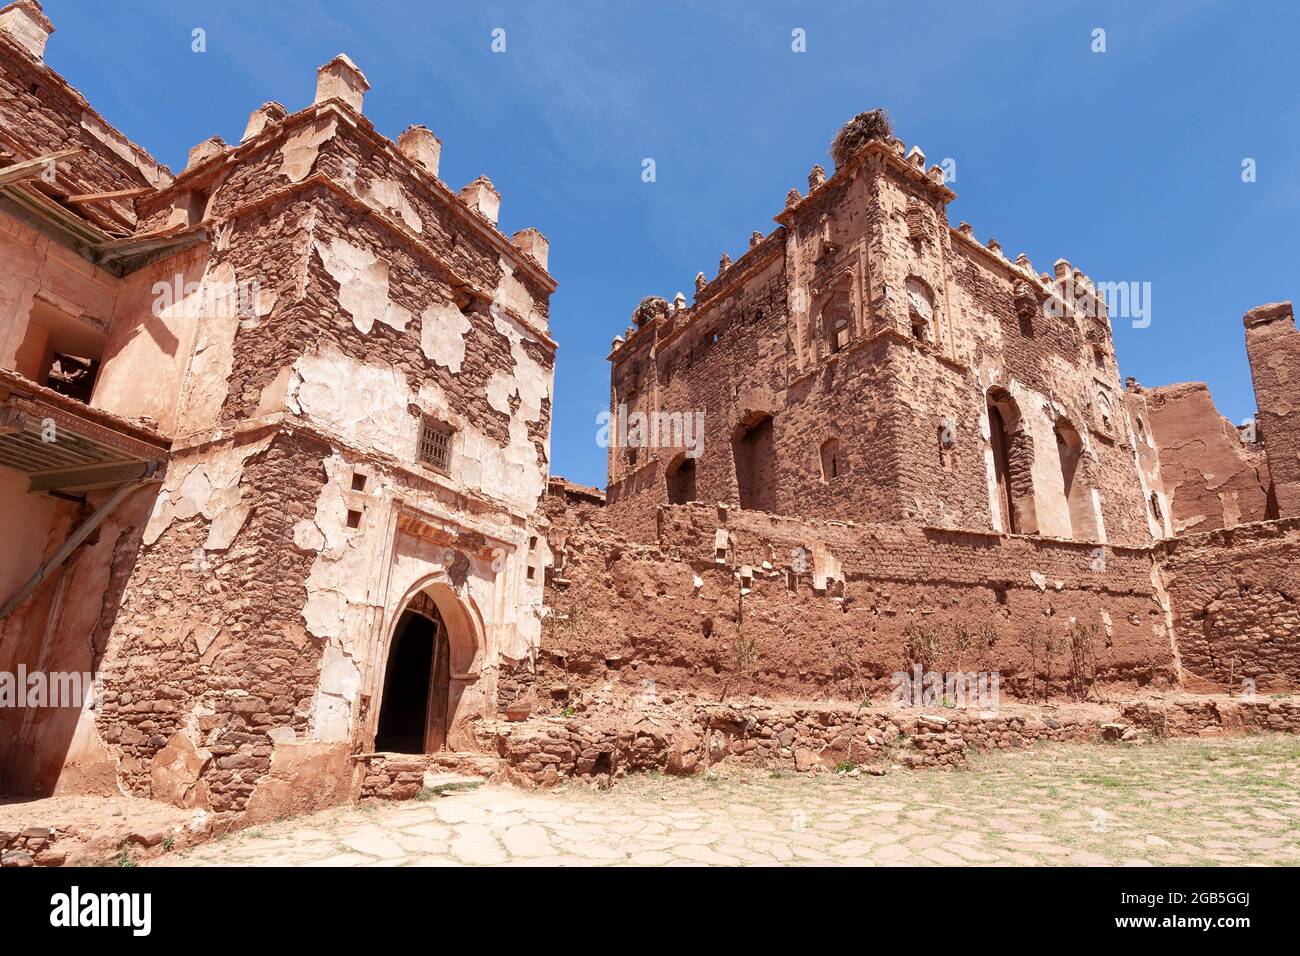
185;135;229;171
459;175;501;226
0;0;52;61
314;53;370;113
396;124;441;177
240;101;287;144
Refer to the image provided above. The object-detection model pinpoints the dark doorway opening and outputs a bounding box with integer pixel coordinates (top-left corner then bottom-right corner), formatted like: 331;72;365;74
666;454;697;504
733;414;776;512
375;606;450;753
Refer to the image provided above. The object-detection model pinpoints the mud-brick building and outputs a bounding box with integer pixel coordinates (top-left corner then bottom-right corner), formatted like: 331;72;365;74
0;1;556;813
541;114;1300;719
606;124;1166;548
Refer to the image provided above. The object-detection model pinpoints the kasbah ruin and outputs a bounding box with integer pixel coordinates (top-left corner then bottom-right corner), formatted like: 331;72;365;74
0;2;1297;867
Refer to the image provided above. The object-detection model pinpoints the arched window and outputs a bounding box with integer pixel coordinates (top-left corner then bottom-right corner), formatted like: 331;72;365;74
987;388;1038;535
906;277;934;343
1055;419;1098;541
822;292;852;354
819;438;843;482
1096;391;1113;431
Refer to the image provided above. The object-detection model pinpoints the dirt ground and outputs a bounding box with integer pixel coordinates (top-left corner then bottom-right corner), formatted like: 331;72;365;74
148;734;1300;867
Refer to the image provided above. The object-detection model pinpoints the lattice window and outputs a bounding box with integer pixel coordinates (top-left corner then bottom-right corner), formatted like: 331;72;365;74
418;415;454;471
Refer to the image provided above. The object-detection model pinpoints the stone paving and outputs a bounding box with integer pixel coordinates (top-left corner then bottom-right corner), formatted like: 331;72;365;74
151;735;1300;867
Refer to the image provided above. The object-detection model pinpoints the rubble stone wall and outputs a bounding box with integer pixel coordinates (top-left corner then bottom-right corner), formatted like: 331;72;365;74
94;430;329;813
481;693;1300;790
0;825;62;868
1158;517;1300;692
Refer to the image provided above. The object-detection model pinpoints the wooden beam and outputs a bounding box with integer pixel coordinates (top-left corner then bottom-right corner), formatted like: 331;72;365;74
0;406;27;436
65;186;154;203
0;478;149;619
0;147;84;188
27;459;158;494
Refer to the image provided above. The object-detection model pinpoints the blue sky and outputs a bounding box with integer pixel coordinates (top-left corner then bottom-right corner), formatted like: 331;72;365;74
45;0;1300;488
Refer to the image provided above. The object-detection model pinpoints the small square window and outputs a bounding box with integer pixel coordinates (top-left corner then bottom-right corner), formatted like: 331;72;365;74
526;565;536;581
351;473;367;492
529;536;538;551
346;509;362;529
418;415;454;471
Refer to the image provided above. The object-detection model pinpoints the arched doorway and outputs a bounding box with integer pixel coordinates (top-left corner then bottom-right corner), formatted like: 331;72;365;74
375;593;451;753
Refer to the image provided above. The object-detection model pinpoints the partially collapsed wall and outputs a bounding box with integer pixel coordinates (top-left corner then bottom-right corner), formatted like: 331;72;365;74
1245;302;1300;519
1139;381;1271;534
523;498;1177;710
1158;518;1300;692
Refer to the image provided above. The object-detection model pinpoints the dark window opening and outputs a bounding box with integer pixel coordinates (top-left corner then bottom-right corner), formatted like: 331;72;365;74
351;473;367;492
14;300;106;404
819;438;843;482
831;317;850;353
346;508;362;529
45;354;98;402
186;188;211;226
906;278;934;346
